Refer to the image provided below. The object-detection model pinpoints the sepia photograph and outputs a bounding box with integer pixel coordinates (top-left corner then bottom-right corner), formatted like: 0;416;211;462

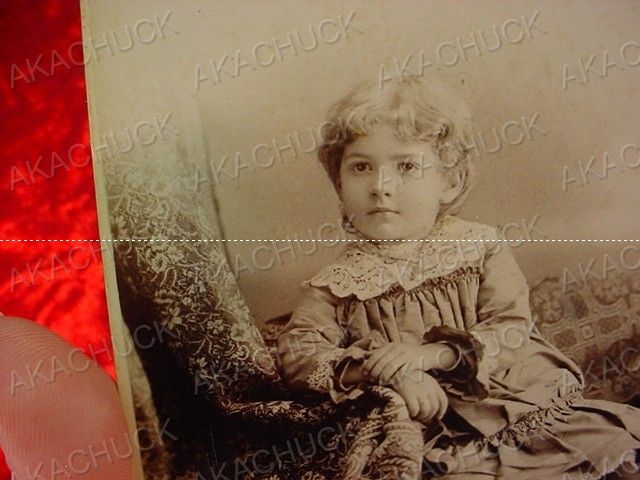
80;1;640;478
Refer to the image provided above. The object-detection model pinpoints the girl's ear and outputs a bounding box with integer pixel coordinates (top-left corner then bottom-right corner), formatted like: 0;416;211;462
440;169;465;204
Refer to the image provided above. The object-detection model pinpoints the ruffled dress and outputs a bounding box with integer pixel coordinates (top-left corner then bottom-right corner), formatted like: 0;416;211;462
276;214;640;479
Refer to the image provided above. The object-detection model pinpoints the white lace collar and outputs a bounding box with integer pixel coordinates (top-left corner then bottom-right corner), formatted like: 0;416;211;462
307;215;498;300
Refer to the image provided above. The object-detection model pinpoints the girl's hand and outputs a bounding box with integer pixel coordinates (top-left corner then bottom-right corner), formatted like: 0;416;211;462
362;343;431;385
388;369;448;422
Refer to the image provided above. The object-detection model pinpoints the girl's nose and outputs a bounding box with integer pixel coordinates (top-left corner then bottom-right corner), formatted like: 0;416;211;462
370;167;398;197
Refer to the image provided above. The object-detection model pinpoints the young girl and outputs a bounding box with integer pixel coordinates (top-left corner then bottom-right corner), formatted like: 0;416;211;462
276;75;640;479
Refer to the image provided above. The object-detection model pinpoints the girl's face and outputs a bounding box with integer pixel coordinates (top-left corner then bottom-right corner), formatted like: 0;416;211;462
339;124;461;241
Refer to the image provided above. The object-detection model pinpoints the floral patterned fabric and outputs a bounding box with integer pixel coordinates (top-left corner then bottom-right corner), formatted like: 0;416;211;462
115;236;432;479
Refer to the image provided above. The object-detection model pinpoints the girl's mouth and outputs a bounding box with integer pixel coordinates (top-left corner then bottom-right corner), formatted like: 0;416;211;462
368;207;400;213
368;207;399;215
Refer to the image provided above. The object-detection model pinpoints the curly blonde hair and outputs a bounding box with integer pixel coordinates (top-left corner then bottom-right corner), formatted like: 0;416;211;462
317;74;476;219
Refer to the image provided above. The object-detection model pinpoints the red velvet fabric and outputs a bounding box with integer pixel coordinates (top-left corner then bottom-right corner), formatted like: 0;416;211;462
0;1;113;477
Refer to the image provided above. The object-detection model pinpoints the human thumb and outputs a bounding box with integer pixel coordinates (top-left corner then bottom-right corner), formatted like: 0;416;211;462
0;316;133;479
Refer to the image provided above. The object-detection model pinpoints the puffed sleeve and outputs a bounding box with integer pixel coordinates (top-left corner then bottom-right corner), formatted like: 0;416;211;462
423;241;534;400
472;242;534;373
276;284;374;404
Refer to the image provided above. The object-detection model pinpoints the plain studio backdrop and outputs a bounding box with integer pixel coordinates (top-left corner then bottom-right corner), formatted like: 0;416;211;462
83;0;640;325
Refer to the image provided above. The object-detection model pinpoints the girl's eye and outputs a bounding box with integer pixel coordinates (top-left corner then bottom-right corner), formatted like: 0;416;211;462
398;162;418;173
351;162;371;173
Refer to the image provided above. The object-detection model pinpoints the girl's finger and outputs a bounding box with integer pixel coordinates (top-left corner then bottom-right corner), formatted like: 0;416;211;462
403;391;420;418
417;393;436;422
378;357;407;386
363;344;395;373
368;350;403;381
426;379;447;420
435;389;448;419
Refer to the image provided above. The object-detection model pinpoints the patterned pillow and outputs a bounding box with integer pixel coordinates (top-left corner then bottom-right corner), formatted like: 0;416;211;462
530;271;640;403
